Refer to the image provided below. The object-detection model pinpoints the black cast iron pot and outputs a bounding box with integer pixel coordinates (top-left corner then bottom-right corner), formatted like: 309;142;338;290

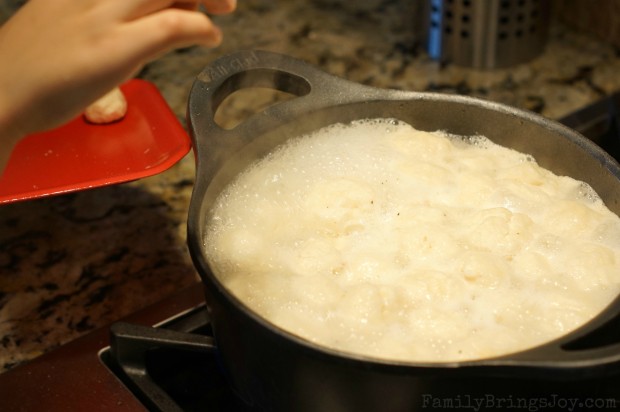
186;50;620;411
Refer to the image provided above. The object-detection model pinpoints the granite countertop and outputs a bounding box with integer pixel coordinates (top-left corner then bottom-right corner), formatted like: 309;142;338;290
2;0;620;373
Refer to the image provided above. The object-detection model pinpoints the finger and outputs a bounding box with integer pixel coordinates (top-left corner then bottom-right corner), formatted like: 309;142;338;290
170;0;236;14
109;0;235;23
171;3;200;11
109;0;184;22
201;0;237;15
119;9;222;62
117;0;218;21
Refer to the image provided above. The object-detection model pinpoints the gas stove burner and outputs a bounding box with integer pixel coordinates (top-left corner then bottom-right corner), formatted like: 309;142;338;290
101;306;250;412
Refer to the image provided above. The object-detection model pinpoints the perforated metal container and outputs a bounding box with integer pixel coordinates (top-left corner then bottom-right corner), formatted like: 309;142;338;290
420;0;551;69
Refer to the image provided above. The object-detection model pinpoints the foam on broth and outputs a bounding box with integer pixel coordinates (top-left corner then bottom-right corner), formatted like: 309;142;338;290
204;118;620;362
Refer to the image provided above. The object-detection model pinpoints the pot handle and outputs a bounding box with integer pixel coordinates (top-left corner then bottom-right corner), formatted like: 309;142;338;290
481;310;620;379
186;49;388;169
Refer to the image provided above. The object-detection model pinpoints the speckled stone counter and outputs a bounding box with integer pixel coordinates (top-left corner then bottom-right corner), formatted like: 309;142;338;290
2;0;620;373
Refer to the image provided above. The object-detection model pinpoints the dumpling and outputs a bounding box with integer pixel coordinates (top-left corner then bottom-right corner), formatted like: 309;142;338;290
84;87;127;124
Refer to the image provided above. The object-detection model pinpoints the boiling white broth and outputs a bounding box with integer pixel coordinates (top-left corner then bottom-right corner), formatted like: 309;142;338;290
204;118;620;362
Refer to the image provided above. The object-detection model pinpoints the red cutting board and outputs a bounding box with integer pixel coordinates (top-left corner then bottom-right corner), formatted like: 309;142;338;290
0;79;191;204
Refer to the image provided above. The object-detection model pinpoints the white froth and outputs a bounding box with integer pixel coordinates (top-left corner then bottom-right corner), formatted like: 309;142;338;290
204;118;620;362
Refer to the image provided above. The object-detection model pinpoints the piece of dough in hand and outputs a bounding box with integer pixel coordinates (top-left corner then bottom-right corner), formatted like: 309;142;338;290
84;87;127;124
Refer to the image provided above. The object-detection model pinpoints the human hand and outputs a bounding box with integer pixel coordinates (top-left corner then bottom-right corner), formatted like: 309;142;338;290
0;0;236;169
